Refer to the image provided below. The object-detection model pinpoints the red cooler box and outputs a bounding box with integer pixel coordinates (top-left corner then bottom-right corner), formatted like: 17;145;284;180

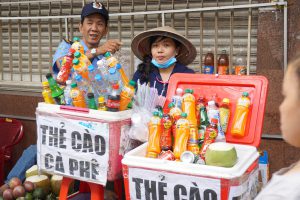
122;74;268;200
36;102;131;183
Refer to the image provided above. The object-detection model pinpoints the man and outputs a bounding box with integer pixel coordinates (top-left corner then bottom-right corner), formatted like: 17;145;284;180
52;1;122;74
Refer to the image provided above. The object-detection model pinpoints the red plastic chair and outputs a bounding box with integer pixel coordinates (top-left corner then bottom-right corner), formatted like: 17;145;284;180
0;118;24;185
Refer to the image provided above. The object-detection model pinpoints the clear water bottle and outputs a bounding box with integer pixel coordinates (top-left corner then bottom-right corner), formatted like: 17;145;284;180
92;74;109;101
75;74;90;102
64;80;73;106
97;58;109;80
108;67;123;89
88;65;99;82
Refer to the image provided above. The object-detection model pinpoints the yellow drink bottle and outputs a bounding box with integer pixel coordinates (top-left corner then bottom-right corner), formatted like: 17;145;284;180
119;80;136;111
173;113;190;160
147;111;162;158
42;81;55;104
182;89;197;126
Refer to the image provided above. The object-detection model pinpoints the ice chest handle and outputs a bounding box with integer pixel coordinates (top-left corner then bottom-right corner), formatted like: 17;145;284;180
59;105;90;113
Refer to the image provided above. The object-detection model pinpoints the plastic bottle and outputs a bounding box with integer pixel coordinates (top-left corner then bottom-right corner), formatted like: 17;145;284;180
74;52;92;74
234;52;247;75
94;74;109;100
173;112;190;160
56;49;75;84
119;80;136;111
104;52;118;67
87;93;98;110
71;37;84;54
45;73;65;105
147;111;162;158
203;50;214;74
160;114;172;151
231;92;251;137
207;100;225;141
217;49;229;75
199;118;218;159
108;67;123;89
64;80;73;106
98;96;107;111
196;96;206;127
42;81;55;104
219;98;230;134
182;89;197;126
106;84;120;112
87;65;99;82
70;83;86;108
187;124;200;155
72;58;89;80
97;58;109;80
171;88;183;108
75;75;90;102
168;102;182;123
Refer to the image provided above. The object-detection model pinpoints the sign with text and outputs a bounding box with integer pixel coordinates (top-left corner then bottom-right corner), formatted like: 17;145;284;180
36;111;109;185
128;168;221;200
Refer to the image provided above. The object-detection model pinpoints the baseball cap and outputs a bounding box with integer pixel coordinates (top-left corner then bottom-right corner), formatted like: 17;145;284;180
81;2;109;23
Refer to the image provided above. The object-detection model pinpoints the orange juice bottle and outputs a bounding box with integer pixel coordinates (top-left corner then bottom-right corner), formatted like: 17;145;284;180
70;83;86;108
72;58;89;80
119;80;136;111
231;92;251;137
182;89;197;126
168;102;182;122
173;113;190;160
219;98;230;134
74;51;92;74
42;81;55;104
147;111;162;158
71;37;84;54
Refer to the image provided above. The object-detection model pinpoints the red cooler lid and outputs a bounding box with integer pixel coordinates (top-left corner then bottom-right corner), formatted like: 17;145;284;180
165;74;269;147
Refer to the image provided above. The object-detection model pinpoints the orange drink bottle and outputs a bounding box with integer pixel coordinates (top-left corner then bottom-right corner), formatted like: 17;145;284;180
199;118;218;159
182;89;197;126
219;98;231;134
119;80;136;111
217;49;229;75
70;83;86;108
168;102;182;122
160;114;173;151
231;92;251;137
42;81;55;104
74;52;92;77
173;113;190;160
187;124;200;155
147;111;162;158
71;37;84;54
72;58;89;80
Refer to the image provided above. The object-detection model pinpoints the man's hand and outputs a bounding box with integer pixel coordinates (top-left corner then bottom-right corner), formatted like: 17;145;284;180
98;39;122;54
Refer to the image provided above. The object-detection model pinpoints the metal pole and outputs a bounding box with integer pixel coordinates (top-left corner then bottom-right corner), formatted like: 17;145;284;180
162;12;165;26
65;17;68;40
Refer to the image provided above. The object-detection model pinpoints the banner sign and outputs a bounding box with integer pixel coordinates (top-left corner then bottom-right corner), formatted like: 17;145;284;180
36;111;109;185
128;168;221;200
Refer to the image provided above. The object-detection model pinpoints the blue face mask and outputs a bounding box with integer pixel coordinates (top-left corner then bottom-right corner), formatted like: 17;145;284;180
151;57;177;69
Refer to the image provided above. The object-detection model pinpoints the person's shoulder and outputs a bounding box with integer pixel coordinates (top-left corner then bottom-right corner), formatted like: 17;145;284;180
175;63;195;73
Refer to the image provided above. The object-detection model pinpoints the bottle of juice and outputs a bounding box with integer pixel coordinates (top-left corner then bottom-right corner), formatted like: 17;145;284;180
168;102;182;123
106;84;120;112
74;52;92;74
203;50;214;74
196;96;206;127
160;114;172;151
199;118;218;159
171;88;183;108
70;83;86;108
119;80;136;111
147;111;162;158
45;73;65;105
182;89;197;126
207;100;225;141
187;124;200;155
234;53;247;75
71;37;84;54
42;81;55;104
72;58;89;80
217;49;229;75
219;98;230;134
56;49;75;84
98;96;107;111
173;112;190;160
231;92;251;137
87;93;98;110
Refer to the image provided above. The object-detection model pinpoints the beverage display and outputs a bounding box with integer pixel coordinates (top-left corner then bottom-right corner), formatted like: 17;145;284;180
182;89;197;126
106;84;120;112
203;51;214;74
231;92;251;137
70;83;86;108
173;113;190;160
42;81;55;104
119;80;136;111
160;114;172;151
147;111;162;158
217;50;229;75
219;98;230;134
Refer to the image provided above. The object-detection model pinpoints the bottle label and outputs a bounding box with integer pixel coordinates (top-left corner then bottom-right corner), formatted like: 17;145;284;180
235;65;247;75
107;99;120;109
218;66;229;75
203;65;214;74
238;98;251;107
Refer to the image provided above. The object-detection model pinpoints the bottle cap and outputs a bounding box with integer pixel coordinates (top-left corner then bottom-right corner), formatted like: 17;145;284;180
175;88;183;96
104;52;111;58
129;80;136;87
242;92;249;97
181;112;187;118
108;67;116;74
208;100;215;106
74;51;81;58
153;111;159;116
75;75;82;81
168;102;175;108
184;89;190;93
112;83;119;90
95;74;102;81
65;80;72;85
69;48;76;54
88;65;94;72
45;73;52;79
87;93;94;99
180;151;195;163
98;96;105;103
71;83;77;88
73;37;80;42
116;63;122;69
211;118;218;124
42;81;49;87
222;98;230;104
72;59;80;65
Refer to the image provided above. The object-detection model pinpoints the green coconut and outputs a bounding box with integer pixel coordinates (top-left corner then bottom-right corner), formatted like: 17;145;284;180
205;142;238;168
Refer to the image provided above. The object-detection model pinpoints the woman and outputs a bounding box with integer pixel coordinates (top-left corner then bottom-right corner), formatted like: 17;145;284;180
131;26;197;96
255;57;300;199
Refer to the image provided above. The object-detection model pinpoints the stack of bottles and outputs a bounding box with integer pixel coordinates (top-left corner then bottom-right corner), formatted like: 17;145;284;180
42;37;135;112
146;89;251;164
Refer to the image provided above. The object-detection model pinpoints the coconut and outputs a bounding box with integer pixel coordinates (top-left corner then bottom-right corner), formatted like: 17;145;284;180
50;175;63;195
25;165;49;178
25;175;50;194
205;142;238;168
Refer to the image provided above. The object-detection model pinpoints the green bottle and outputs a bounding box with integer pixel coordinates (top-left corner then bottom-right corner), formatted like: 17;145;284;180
87;93;98;110
45;73;65;105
